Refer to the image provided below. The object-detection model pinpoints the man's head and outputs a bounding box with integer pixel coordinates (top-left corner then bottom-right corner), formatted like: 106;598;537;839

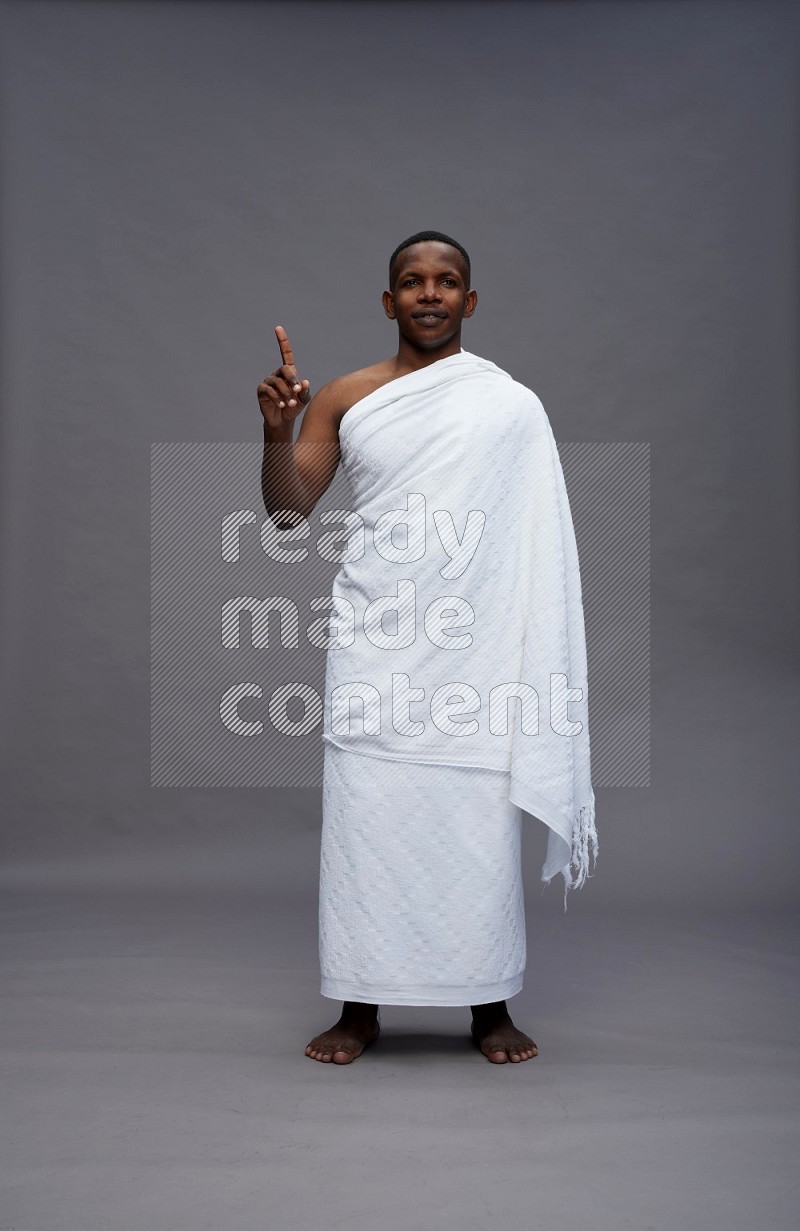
383;231;477;350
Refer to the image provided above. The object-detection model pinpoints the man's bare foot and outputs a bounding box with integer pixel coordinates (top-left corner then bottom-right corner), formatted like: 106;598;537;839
305;1002;380;1064
470;1000;538;1064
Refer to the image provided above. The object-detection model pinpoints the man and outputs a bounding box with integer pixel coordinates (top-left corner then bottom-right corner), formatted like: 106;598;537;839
258;231;596;1065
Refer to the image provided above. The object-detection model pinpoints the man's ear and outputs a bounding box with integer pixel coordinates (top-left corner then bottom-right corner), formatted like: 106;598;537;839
382;290;396;319
463;289;478;318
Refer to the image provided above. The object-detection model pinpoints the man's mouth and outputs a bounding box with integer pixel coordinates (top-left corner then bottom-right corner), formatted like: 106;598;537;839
412;310;447;320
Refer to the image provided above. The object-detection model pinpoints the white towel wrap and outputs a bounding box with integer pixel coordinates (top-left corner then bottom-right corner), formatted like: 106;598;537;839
321;349;598;909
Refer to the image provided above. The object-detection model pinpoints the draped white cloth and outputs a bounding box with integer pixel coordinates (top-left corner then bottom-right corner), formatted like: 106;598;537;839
319;742;526;1005
321;349;597;908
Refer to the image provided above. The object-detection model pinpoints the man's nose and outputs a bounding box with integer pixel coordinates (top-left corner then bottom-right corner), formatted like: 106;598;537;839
418;283;442;300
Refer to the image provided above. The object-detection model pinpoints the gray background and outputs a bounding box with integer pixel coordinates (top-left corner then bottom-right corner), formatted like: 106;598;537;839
0;2;798;1229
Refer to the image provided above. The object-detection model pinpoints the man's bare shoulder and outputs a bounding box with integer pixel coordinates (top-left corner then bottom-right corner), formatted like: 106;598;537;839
297;359;397;442
320;359;398;415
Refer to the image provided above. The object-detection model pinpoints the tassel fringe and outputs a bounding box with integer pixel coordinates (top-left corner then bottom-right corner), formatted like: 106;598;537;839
560;801;599;912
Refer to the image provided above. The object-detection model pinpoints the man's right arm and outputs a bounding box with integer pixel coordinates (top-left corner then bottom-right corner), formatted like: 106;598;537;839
258;326;344;530
260;381;343;530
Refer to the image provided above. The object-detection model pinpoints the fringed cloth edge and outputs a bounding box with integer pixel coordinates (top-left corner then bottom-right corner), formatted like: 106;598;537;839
542;801;600;912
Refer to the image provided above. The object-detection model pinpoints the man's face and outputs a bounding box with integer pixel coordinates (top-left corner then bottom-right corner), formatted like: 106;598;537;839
382;242;477;349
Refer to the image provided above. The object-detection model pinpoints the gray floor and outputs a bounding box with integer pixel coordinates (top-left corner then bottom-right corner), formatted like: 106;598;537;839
2;864;797;1231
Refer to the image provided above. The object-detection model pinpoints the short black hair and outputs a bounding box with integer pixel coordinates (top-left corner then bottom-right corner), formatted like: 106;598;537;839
389;230;471;291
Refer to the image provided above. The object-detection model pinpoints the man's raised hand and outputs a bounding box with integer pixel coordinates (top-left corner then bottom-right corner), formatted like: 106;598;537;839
257;326;312;430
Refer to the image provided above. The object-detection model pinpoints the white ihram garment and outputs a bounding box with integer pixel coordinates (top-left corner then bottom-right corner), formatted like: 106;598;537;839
320;743;525;1006
317;349;597;1006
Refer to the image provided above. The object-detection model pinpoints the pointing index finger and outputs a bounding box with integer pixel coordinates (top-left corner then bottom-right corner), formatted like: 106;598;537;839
275;325;296;371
